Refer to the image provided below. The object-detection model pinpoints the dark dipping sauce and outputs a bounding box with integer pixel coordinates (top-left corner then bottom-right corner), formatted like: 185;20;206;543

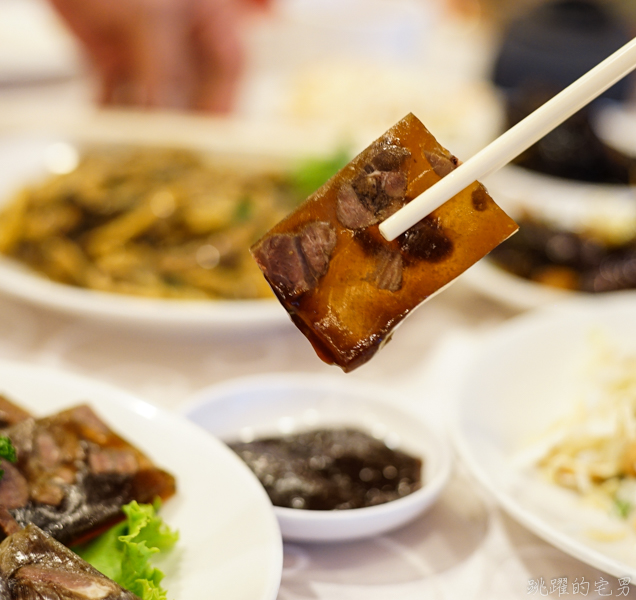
229;428;422;510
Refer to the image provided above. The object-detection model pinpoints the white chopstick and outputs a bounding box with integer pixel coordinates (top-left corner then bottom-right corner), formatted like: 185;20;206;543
379;37;636;242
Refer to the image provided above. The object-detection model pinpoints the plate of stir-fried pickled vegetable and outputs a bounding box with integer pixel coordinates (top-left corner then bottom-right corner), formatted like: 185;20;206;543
0;134;348;331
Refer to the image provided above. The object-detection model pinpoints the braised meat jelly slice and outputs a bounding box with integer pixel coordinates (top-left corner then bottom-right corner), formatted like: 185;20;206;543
251;113;518;372
0;404;176;545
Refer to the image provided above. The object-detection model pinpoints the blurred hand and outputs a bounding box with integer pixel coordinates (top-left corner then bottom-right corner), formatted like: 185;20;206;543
49;0;264;113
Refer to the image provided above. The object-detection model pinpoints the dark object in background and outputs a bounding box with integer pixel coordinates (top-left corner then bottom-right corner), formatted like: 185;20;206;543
489;214;636;293
492;0;636;183
504;90;635;183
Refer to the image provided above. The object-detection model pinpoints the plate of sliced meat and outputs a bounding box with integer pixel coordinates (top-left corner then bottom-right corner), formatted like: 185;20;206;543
0;360;283;600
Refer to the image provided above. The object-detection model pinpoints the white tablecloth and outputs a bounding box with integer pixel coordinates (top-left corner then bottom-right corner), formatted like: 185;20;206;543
0;278;631;600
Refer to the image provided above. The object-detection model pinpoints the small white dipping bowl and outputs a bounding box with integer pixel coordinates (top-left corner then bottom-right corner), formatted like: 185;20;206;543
183;373;452;543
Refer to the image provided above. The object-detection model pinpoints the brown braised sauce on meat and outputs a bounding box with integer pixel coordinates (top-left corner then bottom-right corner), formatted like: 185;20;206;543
254;221;337;298
0;404;175;546
251;113;518;372
0;396;31;430
0;524;139;599
230;428;422;510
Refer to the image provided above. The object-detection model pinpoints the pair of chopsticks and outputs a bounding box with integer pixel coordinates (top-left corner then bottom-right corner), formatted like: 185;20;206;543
379;37;636;242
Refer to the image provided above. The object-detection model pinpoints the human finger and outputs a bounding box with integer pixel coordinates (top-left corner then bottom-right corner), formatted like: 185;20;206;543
122;0;197;109
190;0;245;113
47;0;138;106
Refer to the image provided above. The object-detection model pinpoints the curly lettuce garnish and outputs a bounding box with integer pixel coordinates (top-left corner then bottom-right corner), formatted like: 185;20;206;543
0;436;16;478
74;501;178;600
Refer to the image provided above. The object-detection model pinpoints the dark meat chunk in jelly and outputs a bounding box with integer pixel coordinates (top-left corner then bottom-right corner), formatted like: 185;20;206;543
252;235;310;296
351;174;385;216
348;145;411;221
370;145;411;172
352;172;387;213
352;171;408;218
369;248;403;292
471;185;489;211
380;171;408;199
336;183;378;230
424;151;459;178
400;217;454;262
336;162;407;231
253;222;336;298
299;221;337;280
229;428;422;511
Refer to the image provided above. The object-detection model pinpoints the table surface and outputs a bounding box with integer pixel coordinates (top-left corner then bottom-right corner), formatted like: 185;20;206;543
0;277;631;600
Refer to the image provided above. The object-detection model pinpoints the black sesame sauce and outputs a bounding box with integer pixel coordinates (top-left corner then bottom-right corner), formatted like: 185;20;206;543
229;428;422;510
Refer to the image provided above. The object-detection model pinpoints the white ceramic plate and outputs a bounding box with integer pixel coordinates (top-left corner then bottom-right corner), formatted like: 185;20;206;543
484;165;636;225
183;373;452;543
0;360;283;600
452;293;636;580
462;259;580;311
0;133;292;333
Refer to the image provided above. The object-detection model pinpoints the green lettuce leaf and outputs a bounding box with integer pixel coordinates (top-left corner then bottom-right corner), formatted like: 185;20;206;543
0;436;16;463
290;149;351;199
74;501;178;600
0;435;16;479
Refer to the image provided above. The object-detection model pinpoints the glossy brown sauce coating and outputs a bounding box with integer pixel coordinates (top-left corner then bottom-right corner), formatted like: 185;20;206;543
0;405;176;546
0;524;139;599
0;396;31;429
230;428;422;511
252;114;518;371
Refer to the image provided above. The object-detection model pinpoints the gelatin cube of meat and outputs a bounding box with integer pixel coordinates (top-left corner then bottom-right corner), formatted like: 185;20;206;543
251;113;518;372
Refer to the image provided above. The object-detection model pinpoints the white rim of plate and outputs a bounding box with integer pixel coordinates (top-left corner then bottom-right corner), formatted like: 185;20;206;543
0;258;287;330
462;258;581;310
